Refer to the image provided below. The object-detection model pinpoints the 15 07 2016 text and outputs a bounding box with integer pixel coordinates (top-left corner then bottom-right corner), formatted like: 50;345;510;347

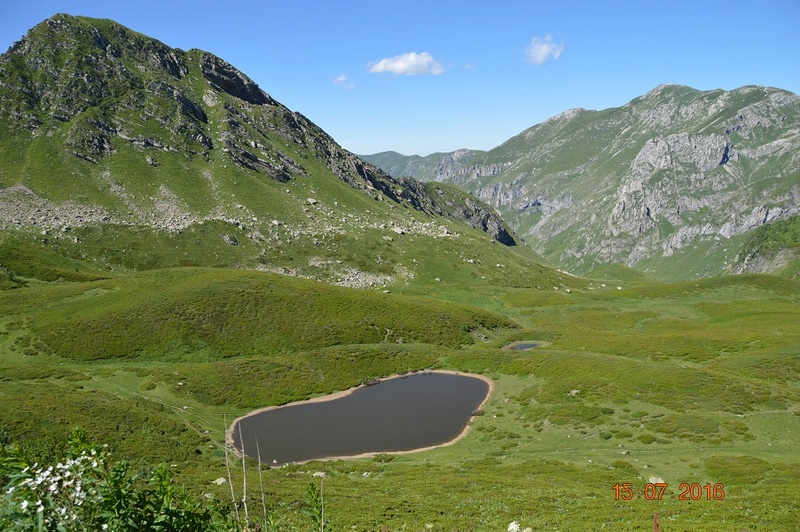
612;483;725;501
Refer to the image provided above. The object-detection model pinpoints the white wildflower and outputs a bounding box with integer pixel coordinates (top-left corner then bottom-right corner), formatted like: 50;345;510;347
508;521;521;532
36;500;44;513
20;499;29;511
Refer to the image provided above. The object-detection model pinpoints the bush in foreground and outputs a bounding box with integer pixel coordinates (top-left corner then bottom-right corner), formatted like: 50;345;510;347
1;429;222;531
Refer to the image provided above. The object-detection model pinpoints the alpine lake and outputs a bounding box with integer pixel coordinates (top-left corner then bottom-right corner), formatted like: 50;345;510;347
229;371;491;465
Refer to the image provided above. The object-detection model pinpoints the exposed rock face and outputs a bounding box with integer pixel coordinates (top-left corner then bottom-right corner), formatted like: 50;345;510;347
199;53;273;106
364;84;800;279
395;178;515;245
0;14;515;245
631;134;736;176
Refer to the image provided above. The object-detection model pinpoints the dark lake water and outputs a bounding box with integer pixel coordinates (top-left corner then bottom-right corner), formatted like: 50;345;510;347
231;372;490;465
507;342;540;350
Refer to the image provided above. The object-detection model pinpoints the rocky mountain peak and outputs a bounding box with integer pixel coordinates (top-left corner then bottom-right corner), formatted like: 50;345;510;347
544;107;587;123
0;14;517;258
642;83;695;99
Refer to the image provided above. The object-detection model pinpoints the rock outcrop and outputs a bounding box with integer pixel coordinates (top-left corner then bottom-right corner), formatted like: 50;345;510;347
199;53;273;106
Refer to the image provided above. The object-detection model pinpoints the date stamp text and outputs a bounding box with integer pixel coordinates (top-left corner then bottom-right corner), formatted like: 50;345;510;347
612;482;725;501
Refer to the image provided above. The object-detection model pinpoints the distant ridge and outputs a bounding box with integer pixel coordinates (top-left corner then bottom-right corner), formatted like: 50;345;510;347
363;84;800;280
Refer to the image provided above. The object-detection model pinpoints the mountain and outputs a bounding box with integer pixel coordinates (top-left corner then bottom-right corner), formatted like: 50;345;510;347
363;84;800;280
362;149;486;182
0;14;531;288
2;16;799;531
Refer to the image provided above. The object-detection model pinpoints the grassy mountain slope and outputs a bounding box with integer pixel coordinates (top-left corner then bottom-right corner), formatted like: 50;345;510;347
0;14;520;286
0;14;798;531
364;85;800;280
734;214;800;277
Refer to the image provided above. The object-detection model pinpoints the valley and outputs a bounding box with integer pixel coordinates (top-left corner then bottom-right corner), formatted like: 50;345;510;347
363;85;800;281
2;259;798;529
0;13;798;531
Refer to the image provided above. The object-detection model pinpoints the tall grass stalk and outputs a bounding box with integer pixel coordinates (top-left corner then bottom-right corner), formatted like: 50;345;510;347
321;476;325;532
255;436;268;526
238;429;250;526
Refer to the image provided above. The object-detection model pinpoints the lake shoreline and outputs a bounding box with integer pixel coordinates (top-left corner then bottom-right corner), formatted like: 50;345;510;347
226;369;494;465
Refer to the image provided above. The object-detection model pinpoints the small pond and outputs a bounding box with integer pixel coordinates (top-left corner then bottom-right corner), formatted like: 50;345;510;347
230;371;491;465
506;342;540;350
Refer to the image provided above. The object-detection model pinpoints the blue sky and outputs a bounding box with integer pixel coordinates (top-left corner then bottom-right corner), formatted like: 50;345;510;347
2;1;799;156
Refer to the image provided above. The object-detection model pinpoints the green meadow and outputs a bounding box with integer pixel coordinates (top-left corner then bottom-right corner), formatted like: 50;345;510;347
1;238;798;530
1;15;798;530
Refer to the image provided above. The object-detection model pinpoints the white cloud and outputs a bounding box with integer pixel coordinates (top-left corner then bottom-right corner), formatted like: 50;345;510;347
333;74;355;88
368;52;444;76
525;34;564;65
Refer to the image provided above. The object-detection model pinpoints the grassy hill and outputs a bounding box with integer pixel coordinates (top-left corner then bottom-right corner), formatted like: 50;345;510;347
0;14;798;531
2;263;798;529
734;215;800;278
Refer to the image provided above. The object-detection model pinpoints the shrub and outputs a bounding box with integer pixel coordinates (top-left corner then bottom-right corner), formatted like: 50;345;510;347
637;433;657;444
0;429;221;531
